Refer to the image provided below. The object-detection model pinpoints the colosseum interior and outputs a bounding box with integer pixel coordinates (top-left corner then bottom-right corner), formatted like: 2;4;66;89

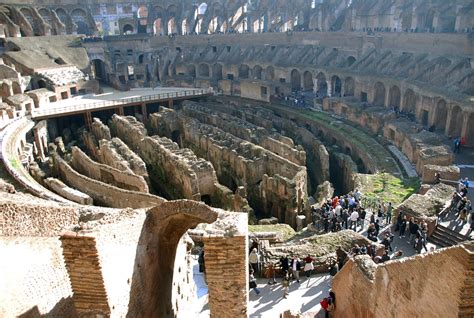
0;0;473;317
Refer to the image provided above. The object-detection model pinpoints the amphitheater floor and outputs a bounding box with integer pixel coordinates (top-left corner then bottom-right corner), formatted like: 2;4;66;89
249;273;331;317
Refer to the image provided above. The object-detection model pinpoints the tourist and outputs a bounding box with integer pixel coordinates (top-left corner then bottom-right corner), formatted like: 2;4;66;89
282;270;290;298
249;269;261;295
367;223;378;242
320;290;336;318
341;208;349;229
415;233;425;254
290;255;301;283
280;255;290;274
380;250;391;263
459;208;468;223
396;211;403;232
350;209;359;231
382;232;393;252
385;202;393;224
359;208;366;229
249;248;260;276
399;215;407;238
408;218;419;246
354;188;362;202
265;262;277;285
374;219;380;236
303;254;314;280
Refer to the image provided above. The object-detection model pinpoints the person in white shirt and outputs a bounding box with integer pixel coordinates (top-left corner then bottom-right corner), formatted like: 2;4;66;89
350;210;359;231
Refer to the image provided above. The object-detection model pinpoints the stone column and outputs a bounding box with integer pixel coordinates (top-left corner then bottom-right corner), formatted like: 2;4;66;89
313;78;318;94
327;80;332;97
203;235;248;318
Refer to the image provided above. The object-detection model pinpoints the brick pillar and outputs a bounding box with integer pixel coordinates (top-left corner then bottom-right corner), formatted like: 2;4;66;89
60;233;110;317
203;235;248;318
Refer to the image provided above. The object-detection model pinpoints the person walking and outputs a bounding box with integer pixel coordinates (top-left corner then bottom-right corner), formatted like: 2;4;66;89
408;218;419;247
249;248;259;277
282;270;290;298
303;254;314;284
249;269;261;295
399;215;407;238
290;255;301;283
385;202;393;225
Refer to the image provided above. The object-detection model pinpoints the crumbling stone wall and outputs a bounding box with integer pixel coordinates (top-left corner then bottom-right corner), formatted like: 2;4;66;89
332;245;470;318
70;146;149;193
150;108;307;227
54;154;164;209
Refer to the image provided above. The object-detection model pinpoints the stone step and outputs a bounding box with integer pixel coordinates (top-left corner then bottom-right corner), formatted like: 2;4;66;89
435;225;469;242
428;233;457;247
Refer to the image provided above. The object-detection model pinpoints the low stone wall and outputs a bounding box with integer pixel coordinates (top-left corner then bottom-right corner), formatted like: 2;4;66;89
54;154;165;209
422;164;460;184
332;245;469;317
99;138;148;177
44;177;93;205
71;146;149;193
0;195;78;236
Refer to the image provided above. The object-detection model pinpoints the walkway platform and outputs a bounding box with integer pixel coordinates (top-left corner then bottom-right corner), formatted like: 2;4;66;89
31;87;213;120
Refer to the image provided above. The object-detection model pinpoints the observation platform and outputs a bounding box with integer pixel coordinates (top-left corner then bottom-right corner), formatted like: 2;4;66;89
30;87;213;121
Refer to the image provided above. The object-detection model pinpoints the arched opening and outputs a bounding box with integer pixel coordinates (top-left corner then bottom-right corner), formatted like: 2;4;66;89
239;64;249;79
198;63;209;77
265;66;275;81
0;83;11;97
138;54;144;64
373;82;386;106
153;18;164;35
447;105;463;137
347;56;356;67
331;75;342;96
303;71;313;91
12;82;21;94
92;59;106;83
187;65;196;77
171;130;181;147
434;99;447;132
212;64;222;80
181;19;189;35
464;113;474;145
252;65;262;80
37;80;47;89
403;89;416;114
344;77;355;96
168;17;177;34
71;8;91;35
127;202;217;317
123;24;134;34
316;72;327;97
388;85;401;109
290;69;301;91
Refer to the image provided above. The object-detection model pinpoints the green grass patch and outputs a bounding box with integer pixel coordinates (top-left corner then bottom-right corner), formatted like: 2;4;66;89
9;159;19;170
359;172;420;206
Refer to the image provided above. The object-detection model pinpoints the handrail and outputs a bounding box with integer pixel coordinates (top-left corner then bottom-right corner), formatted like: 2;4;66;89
31;88;213;118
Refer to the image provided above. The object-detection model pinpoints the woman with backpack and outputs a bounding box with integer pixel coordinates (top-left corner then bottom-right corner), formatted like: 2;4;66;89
320;290;336;317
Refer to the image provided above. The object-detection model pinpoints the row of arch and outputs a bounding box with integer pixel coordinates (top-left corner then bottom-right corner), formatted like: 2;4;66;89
184;62;469;138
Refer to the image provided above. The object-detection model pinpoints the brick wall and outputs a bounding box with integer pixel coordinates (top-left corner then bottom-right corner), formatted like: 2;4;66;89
60;234;110;316
203;235;248;318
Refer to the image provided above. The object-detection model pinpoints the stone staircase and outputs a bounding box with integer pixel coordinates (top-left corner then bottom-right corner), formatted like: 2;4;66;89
428;224;469;247
459;242;474;317
60;233;110;316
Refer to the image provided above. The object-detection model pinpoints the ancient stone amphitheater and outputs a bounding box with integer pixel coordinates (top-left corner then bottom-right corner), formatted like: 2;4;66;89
0;0;473;317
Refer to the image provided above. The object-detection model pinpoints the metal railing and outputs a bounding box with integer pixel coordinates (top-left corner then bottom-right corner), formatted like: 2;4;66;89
31;88;213;118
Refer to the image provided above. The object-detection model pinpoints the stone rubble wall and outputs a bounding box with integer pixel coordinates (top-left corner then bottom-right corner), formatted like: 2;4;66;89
332;245;470;318
181;102;307;166
150;108;307;228
101;138;148;177
0;195;78;236
71;146;149;193
54;154;165;209
110;115;241;211
44;177;93;205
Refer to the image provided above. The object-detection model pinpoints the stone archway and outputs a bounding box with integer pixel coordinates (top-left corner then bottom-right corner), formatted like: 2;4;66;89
316;72;327;96
303;71;313;92
239;64;249;79
212;63;223;80
265;66;275;81
198;63;210;77
344;77;355;96
331;75;342;96
447;105;463;137
403;89;416;114
434;99;447;131
252;65;262;80
290;69;301;91
388;85;401;109
373;82;386;106
127;201;218;317
187;65;196;77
